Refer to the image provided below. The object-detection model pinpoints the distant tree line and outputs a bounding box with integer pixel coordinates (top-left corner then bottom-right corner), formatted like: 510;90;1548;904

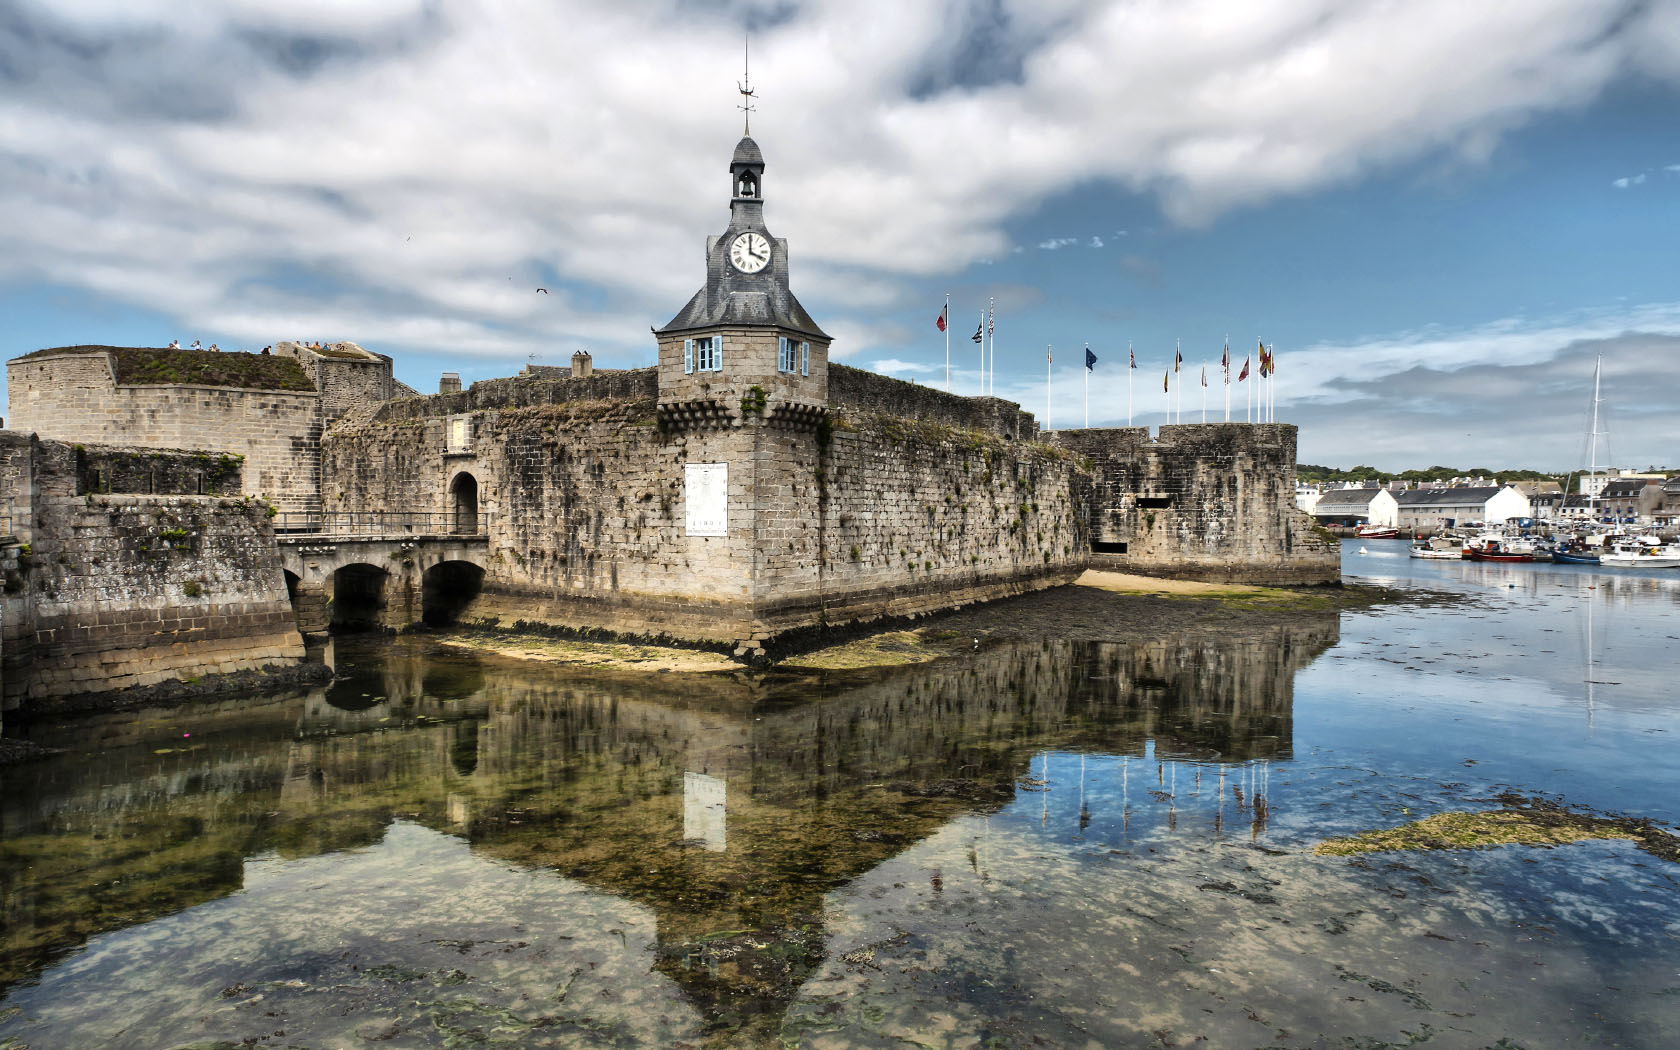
1296;464;1566;487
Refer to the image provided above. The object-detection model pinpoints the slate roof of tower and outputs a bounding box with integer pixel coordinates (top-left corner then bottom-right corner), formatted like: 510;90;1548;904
659;285;828;338
732;136;764;166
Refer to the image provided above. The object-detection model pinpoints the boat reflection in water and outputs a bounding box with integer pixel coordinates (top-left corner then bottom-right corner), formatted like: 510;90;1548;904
0;616;1334;1048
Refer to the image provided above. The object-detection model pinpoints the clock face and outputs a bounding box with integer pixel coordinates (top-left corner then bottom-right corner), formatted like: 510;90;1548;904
729;231;771;274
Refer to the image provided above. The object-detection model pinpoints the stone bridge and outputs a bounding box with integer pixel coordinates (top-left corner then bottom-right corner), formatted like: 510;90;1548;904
277;532;490;636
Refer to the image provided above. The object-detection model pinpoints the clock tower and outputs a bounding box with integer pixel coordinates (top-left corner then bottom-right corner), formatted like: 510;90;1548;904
655;135;830;424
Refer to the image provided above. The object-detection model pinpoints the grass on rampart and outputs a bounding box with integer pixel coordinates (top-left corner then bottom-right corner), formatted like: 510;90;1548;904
17;346;314;392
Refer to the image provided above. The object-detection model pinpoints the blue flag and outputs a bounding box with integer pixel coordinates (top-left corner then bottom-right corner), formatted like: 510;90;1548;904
1085;348;1097;371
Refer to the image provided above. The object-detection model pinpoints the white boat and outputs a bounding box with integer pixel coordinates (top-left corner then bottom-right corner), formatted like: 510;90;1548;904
1600;536;1680;569
1408;545;1461;560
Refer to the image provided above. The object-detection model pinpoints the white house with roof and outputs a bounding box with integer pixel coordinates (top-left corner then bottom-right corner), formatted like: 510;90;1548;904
1394;485;1532;531
1310;486;1398;527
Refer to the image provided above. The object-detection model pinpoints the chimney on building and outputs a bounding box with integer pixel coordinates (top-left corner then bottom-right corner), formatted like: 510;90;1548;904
571;350;593;378
439;372;461;394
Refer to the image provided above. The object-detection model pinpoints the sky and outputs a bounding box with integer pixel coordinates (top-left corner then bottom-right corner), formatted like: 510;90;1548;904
2;0;1678;472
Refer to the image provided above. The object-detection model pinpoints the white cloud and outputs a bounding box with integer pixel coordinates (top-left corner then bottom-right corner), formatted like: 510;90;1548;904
0;0;1675;377
1611;173;1647;188
991;301;1680;469
1666;163;1680;173
871;358;938;374
1087;235;1104;248
1038;237;1080;250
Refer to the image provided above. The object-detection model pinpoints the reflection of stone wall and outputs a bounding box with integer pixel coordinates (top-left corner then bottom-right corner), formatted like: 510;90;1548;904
0;613;1337;1022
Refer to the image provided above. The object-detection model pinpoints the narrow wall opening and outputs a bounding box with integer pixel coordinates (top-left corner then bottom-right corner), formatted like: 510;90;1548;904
451;472;479;534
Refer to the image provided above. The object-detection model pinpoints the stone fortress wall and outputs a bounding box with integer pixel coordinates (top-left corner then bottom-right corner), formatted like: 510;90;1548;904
1051;423;1339;585
319;362;1089;647
6;342;399;517
0;433;306;715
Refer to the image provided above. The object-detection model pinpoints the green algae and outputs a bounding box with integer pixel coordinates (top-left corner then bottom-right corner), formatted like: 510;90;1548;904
1315;796;1680;863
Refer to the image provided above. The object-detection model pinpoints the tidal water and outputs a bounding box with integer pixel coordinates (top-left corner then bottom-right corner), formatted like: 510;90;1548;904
2;539;1677;1049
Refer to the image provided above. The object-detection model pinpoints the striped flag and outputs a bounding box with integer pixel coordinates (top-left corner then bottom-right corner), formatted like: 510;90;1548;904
936;305;947;332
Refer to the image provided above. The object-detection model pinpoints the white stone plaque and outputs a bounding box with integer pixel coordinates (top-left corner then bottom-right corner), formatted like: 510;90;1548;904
683;771;727;851
685;462;728;537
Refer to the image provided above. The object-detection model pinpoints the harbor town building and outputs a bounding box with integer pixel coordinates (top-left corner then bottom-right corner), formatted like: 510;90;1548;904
0;133;1336;715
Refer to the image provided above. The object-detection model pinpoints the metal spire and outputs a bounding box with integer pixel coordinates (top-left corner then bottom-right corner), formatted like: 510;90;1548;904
736;35;757;134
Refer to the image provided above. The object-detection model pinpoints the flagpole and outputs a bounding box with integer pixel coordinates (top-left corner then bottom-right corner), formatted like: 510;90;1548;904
978;312;985;395
1269;344;1276;423
1223;336;1230;422
1201;364;1206;423
1046;346;1052;434
943;293;950;392
986;297;994;396
1083;342;1090;428
1174;338;1182;424
1127;341;1134;427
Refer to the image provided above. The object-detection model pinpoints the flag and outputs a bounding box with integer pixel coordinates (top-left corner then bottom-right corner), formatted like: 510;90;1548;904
1221;341;1229;371
1201;366;1206;387
936;305;947;332
1129;345;1136;369
972;322;983;343
1268;345;1278;375
1174;346;1181;372
1238;357;1250;381
1085;348;1097;371
1163;371;1168;393
987;303;994;335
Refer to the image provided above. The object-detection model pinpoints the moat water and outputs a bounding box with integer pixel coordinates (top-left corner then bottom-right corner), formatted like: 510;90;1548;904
3;540;1679;1049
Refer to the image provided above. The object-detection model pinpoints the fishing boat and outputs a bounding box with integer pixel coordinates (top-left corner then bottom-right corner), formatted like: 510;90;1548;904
1408;535;1463;560
1551;542;1602;565
1354;524;1400;539
1600;537;1680;569
1465;531;1535;562
1408;544;1461;560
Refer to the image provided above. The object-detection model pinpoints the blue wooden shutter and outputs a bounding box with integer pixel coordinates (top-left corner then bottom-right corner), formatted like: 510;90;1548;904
712;335;723;372
683;338;693;374
800;341;809;376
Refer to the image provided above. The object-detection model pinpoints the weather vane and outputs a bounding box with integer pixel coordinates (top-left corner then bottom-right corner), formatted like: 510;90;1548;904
737;34;757;134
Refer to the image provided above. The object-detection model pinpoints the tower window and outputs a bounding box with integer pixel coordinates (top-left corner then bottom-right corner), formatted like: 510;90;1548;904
694;336;720;372
778;336;797;374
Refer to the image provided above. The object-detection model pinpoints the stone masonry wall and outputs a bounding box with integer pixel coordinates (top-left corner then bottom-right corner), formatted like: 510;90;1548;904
321;384;1087;644
1052;423;1339;585
830;364;1038;440
0;435;305;710
8;353;324;514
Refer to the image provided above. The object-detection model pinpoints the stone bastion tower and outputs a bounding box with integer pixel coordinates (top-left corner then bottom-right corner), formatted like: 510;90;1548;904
647;135;838;649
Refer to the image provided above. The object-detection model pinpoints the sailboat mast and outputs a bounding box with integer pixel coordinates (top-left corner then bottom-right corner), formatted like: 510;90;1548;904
1587;353;1603;521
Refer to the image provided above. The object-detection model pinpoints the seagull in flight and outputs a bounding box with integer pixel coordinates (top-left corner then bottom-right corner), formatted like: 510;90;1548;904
536;288;548;294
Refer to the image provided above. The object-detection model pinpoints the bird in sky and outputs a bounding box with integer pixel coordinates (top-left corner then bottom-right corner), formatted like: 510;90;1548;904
536;288;548;294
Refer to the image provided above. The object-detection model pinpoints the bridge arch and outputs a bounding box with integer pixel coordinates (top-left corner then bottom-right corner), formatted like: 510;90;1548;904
450;471;479;535
332;562;391;632
422;559;485;626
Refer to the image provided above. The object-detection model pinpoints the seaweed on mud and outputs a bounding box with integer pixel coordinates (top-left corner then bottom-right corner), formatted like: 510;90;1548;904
1314;794;1680;864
